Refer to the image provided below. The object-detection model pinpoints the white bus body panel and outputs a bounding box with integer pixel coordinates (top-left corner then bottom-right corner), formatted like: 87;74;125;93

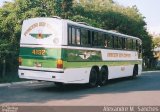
20;18;63;46
19;64;142;84
19;67;91;84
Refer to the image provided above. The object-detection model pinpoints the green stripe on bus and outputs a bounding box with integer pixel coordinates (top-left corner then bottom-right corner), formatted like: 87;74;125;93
20;47;142;69
21;57;141;69
20;47;61;59
64;61;142;68
62;48;102;61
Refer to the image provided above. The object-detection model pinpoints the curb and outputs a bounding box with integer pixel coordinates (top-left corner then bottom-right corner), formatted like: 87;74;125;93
0;83;11;87
0;81;38;87
142;71;160;73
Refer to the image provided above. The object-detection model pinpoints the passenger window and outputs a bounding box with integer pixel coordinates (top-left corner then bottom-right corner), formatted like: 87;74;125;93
92;32;98;46
72;27;76;44
104;34;112;48
104;34;108;48
125;38;128;49
81;28;90;46
68;26;72;44
76;29;80;45
88;30;91;45
128;39;133;50
68;26;81;45
133;39;136;50
118;37;123;49
122;38;126;49
136;40;139;51
138;40;142;58
114;36;118;49
98;32;104;47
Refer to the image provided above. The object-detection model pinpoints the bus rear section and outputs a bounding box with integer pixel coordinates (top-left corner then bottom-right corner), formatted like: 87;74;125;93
18;18;66;83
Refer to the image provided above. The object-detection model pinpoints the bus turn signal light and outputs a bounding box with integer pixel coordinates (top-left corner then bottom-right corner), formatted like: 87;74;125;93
57;59;63;69
18;57;22;65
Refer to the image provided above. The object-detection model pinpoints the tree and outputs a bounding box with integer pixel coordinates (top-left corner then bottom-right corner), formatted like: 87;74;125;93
54;0;73;18
153;36;160;48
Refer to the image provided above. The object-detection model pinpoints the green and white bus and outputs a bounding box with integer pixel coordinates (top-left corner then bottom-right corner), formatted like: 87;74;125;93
18;17;142;87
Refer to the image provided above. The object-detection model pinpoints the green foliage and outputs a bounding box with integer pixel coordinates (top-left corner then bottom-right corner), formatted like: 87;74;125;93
54;0;73;18
152;36;160;48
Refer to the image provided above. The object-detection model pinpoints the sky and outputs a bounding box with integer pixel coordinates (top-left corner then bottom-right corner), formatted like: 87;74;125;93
0;0;160;34
0;0;12;7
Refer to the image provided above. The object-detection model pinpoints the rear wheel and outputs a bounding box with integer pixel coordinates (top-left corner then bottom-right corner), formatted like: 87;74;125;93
88;68;98;87
98;67;108;86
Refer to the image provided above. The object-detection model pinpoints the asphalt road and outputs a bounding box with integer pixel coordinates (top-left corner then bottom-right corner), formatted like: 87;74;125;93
0;71;160;106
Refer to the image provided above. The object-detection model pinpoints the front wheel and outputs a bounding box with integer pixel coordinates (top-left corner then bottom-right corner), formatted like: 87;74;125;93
88;68;98;87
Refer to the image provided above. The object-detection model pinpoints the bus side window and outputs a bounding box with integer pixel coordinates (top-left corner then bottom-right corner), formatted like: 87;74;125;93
72;27;76;45
81;28;88;46
138;40;142;58
139;42;142;53
98;32;104;48
92;31;98;46
125;38;128;49
128;39;133;50
113;35;118;49
136;40;139;51
118;37;123;49
133;39;136;50
104;34;108;48
88;30;91;45
81;28;91;46
110;35;114;48
122;38;126;49
68;26;80;46
76;29;80;45
68;26;72;44
109;35;114;48
104;34;111;48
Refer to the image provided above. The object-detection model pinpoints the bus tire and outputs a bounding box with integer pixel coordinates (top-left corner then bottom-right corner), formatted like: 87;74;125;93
98;66;108;86
88;67;99;87
132;65;138;79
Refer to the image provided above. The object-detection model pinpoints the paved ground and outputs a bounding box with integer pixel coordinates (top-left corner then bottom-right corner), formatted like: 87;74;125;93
0;71;160;106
